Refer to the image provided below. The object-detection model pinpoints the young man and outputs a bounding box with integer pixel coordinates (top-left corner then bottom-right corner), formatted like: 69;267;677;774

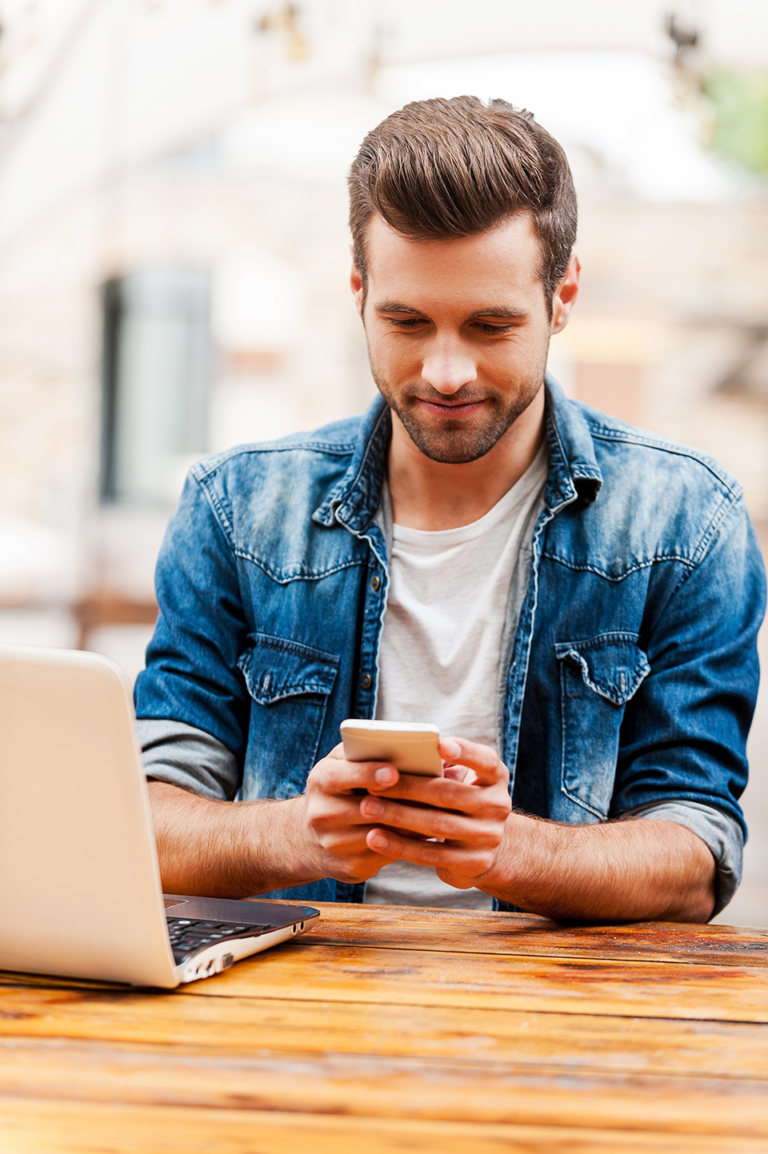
137;96;765;922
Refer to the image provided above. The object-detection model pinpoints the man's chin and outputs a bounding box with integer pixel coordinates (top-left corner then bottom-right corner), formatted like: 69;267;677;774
397;418;508;465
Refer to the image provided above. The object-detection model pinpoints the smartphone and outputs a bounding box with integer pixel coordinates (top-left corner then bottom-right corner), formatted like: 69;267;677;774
340;719;443;777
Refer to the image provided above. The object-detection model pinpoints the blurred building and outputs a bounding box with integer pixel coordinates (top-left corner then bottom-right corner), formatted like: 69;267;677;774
0;0;767;920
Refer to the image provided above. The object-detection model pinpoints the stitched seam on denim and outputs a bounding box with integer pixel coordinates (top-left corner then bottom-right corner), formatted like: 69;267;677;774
193;473;237;551
559;661;609;820
233;550;367;583
554;630;642;652
306;691;331;769
557;648;648;705
571;467;601;479
540;552;695;580
586;425;743;498
251;683;335;703
244;632;340;665
688;489;737;569
191;441;356;481
336;404;391;524
664;494;744;608
542;487;738;580
561;788;608;820
357;522;390;720
503;505;554;783
544;404;577;511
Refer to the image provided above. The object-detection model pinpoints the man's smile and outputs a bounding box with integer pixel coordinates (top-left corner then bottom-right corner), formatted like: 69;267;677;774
417;397;487;419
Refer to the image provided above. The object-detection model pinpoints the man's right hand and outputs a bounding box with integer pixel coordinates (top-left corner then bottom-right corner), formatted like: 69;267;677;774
300;743;401;883
147;746;403;898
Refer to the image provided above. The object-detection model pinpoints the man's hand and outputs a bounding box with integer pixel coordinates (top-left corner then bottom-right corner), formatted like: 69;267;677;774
300;743;403;884
355;737;512;889
149;737;715;922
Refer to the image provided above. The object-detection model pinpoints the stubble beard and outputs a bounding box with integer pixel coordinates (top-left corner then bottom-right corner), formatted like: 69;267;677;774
370;366;546;464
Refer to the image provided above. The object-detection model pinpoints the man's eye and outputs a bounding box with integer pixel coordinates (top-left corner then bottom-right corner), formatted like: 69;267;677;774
475;322;513;334
388;317;426;328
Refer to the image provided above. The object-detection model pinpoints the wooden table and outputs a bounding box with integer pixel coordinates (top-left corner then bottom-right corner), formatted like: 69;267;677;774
2;902;768;1152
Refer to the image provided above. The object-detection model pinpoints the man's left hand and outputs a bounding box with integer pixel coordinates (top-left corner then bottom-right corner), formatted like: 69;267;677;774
360;737;511;889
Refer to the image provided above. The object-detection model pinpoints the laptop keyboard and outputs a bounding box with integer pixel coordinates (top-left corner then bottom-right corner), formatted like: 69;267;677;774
167;917;272;965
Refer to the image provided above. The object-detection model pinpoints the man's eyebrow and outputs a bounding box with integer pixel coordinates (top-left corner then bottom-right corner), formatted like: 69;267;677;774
466;306;528;320
373;301;425;315
373;301;528;320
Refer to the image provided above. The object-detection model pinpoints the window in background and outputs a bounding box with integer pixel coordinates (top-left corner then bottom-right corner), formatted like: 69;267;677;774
100;268;212;505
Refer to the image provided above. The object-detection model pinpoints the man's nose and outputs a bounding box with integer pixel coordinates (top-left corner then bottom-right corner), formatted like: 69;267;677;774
421;340;478;394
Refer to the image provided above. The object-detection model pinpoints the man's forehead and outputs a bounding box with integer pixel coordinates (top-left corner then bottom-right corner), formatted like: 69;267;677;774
364;211;545;304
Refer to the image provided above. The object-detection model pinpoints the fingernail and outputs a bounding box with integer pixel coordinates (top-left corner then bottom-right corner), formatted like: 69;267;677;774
370;831;389;850
443;739;461;759
362;797;384;816
375;766;396;785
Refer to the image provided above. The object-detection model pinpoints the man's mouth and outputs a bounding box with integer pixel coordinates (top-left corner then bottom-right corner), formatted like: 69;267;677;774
416;397;487;419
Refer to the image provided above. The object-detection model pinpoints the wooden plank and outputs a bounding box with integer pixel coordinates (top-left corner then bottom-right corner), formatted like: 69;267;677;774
1;988;767;1079
2;906;766;997
5;939;768;1023
293;903;768;968
176;940;768;1023
1;1038;768;1137
1;1097;767;1154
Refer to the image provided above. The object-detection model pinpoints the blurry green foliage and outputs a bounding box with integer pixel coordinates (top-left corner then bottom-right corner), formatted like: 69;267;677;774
704;70;768;175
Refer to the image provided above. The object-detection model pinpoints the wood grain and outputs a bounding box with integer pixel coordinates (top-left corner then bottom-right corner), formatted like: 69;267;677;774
4;904;768;1153
1;1097;767;1154
6;939;768;1021
294;902;768;968
1;1038;767;1137
176;939;768;1022
1;988;768;1078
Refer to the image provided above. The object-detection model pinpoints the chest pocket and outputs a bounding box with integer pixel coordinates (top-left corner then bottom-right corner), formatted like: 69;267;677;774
555;632;650;819
237;632;339;800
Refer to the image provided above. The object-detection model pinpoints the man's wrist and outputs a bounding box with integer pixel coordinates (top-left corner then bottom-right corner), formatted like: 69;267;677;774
249;794;327;890
474;811;550;907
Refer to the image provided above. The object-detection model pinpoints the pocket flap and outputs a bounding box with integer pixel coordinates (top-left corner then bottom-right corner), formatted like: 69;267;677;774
237;633;339;705
555;632;650;705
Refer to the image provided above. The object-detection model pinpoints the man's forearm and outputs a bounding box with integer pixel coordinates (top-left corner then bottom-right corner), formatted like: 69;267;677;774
481;813;716;923
147;782;322;898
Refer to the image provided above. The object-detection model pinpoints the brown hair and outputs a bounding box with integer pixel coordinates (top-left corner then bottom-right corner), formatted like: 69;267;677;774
349;95;577;312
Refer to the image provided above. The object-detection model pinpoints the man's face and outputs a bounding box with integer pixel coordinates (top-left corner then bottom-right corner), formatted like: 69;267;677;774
352;213;576;464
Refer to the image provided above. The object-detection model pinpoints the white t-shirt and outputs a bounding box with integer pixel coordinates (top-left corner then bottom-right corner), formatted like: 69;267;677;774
364;445;548;908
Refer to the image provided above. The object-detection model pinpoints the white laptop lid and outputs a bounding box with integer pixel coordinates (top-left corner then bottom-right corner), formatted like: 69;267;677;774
0;645;178;987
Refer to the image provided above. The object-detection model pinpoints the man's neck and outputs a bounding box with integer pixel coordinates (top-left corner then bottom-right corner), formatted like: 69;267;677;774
387;388;546;531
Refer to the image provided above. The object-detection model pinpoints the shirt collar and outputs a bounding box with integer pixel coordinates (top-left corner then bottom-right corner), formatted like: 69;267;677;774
542;372;603;512
312;397;391;532
314;374;603;532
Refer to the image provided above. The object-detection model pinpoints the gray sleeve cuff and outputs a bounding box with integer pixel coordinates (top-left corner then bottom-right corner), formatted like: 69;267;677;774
617;800;744;918
137;718;241;801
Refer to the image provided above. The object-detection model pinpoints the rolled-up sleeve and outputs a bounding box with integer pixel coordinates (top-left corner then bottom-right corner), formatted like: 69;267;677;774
612;498;765;838
139;718;240;801
617;800;744;916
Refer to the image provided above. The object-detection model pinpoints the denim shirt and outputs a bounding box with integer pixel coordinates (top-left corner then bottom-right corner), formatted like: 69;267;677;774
135;376;766;906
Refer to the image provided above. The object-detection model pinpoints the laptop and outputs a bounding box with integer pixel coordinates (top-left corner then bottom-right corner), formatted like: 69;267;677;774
0;643;319;988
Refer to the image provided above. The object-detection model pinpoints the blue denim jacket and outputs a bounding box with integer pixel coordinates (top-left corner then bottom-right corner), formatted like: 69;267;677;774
135;377;766;905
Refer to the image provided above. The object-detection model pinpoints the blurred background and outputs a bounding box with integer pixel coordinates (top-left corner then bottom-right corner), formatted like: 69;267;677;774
0;0;766;923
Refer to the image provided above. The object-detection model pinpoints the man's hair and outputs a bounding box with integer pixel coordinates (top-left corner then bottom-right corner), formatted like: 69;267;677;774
348;95;577;312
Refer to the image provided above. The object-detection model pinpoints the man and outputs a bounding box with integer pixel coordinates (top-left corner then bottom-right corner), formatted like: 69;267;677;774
137;96;765;922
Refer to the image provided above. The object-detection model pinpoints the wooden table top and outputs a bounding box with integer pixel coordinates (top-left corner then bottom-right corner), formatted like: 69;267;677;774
2;901;768;1153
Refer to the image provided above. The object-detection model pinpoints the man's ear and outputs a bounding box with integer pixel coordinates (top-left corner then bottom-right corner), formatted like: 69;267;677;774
550;254;581;335
350;246;364;318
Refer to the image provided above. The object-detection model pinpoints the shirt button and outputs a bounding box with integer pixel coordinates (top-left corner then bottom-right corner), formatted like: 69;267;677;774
370;576;381;592
361;673;373;690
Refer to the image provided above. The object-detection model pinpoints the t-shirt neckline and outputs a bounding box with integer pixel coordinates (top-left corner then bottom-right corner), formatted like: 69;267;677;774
390;442;548;547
